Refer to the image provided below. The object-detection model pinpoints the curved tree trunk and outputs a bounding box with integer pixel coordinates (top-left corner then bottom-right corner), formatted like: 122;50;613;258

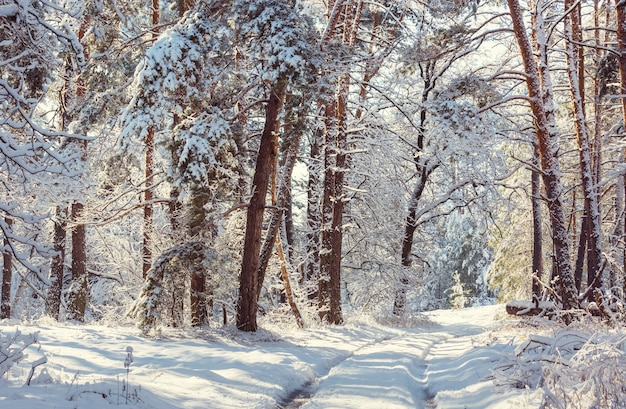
236;79;287;332
257;129;301;301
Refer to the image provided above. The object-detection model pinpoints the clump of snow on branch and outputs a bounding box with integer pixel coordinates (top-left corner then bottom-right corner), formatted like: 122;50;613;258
235;0;314;83
170;109;237;188
119;8;216;150
128;242;218;335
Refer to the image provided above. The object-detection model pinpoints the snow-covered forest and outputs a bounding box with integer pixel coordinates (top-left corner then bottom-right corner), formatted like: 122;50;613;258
3;0;626;407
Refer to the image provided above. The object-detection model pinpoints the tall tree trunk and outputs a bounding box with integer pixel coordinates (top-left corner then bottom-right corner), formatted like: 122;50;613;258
326;75;349;325
257;132;300;300
393;66;435;316
612;170;624;293
1;218;13;319
66;15;91;322
143;128;154;278
46;208;67;319
143;0;160;278
531;142;543;304
574;212;587;291
276;234;304;328
304;124;322;300
620;175;626;299
236;79;287;332
67;202;88;321
188;188;210;327
319;100;337;321
615;0;626;299
507;0;578;311
564;0;602;299
394;160;433;315
190;265;207;327
318;0;363;325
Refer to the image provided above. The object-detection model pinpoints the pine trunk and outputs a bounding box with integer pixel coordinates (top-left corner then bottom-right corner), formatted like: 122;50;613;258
393;84;434;316
574;213;587;291
615;3;626;297
190;268;207;327
257;133;300;300
276;235;304;328
304;125;322;300
327;75;349;325
319;101;336;321
143;127;155;278
507;0;578;311
564;0;602;299
68;202;88;321
1;218;13;319
46;208;67;319
142;0;160;279
66;15;91;322
531;142;543;303
393;169;429;315
612;172;624;290
236;79;287;332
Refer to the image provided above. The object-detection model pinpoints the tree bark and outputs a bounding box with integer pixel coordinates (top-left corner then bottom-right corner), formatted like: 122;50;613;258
66;15;91;322
236;79;287;332
276;235;304;328
612;171;624;291
190;267;207;327
564;0;602;300
531;142;543;304
304;124;322;300
393;68;435;316
319;100;337;321
67;202;88;321
257;131;300;300
143;127;155;278
327;75;349;325
574;212;587;292
616;0;626;298
46;208;66;319
143;0;160;279
1;218;13;319
507;0;578;311
318;0;364;325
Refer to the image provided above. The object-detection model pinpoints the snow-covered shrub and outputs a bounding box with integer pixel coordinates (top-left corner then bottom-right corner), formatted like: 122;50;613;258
0;329;39;378
493;328;626;408
128;242;219;335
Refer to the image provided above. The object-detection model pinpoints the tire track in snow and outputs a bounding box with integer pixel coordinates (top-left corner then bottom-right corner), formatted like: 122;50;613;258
279;306;501;409
278;331;447;409
277;334;400;409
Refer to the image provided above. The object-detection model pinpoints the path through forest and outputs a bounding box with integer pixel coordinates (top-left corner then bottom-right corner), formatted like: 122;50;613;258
280;305;521;409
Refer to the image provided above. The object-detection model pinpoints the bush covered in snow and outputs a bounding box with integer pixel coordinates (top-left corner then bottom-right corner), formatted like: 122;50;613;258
493;320;626;408
0;329;39;378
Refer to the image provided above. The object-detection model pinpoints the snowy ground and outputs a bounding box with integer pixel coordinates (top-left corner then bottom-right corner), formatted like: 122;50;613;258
0;305;542;408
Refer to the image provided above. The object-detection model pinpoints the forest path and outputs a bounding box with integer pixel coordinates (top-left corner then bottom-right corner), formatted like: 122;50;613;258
281;306;499;409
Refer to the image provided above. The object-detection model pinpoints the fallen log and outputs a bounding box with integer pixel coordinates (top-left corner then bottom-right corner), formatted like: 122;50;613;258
505;300;555;317
505;299;619;318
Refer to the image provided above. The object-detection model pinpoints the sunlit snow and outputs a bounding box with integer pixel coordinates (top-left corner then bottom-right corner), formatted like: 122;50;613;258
0;305;542;409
